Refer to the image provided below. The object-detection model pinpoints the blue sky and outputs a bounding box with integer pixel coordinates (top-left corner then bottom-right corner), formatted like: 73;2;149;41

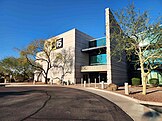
0;0;161;59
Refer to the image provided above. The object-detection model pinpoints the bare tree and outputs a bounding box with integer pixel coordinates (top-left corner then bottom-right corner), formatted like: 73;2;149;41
20;38;59;84
111;3;162;95
51;48;74;84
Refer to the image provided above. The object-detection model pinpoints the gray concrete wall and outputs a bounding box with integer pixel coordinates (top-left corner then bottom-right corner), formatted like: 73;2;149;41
42;29;94;84
106;8;128;85
106;8;112;84
75;29;94;83
47;29;76;84
111;55;128;85
110;9;128;85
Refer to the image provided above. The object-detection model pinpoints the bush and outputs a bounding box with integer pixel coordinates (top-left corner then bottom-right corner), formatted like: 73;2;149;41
132;78;140;86
0;78;4;83
149;78;159;86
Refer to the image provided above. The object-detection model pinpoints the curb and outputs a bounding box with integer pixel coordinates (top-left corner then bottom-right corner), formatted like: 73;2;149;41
75;87;140;103
85;87;162;107
70;86;162;107
139;101;162;107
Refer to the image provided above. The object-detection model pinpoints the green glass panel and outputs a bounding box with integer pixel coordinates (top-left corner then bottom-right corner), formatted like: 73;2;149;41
90;54;107;65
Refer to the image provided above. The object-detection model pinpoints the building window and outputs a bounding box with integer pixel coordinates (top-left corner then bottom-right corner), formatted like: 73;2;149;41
89;37;106;48
90;54;107;65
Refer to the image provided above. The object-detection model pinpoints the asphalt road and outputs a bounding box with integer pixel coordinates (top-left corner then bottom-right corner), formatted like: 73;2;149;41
0;86;133;121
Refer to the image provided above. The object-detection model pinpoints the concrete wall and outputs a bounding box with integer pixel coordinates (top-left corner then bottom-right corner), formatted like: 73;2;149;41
106;8;128;85
36;28;94;84
37;29;76;84
52;29;76;84
75;29;94;83
50;29;94;84
106;8;112;84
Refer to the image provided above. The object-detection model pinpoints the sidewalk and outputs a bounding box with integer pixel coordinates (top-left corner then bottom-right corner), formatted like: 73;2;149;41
75;87;162;121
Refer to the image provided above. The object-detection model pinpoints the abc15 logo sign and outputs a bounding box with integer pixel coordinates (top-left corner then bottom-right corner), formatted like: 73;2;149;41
51;38;63;50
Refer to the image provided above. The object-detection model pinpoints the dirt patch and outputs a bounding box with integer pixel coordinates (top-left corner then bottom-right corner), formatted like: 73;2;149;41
115;86;162;102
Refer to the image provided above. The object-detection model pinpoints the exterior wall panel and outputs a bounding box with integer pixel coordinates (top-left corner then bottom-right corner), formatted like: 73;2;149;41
47;29;76;84
106;8;128;85
75;29;94;83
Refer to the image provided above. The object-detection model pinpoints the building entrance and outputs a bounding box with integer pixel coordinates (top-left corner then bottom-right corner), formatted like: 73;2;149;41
88;72;107;83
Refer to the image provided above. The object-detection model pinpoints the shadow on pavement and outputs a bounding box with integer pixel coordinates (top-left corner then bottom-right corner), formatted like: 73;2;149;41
0;90;44;98
143;104;162;113
142;111;161;120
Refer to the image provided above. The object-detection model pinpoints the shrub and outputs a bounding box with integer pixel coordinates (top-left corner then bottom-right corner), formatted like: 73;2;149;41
0;78;4;83
149;78;159;86
132;78;140;86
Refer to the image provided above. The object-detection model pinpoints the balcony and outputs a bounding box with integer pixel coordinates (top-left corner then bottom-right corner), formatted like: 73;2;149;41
90;54;107;65
81;65;107;72
82;37;106;52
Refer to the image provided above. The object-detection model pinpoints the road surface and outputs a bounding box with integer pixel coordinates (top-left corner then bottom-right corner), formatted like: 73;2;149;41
0;86;133;121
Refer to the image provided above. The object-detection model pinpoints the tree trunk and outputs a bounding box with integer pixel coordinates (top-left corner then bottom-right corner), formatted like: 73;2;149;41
142;79;147;95
37;72;42;82
139;48;147;95
45;73;48;84
61;76;64;85
45;65;50;84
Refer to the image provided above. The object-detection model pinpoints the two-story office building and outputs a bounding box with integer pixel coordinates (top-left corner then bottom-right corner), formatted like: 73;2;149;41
34;8;128;85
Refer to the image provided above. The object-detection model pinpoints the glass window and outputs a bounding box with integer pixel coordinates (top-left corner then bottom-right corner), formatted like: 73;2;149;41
89;37;106;48
90;54;107;65
97;38;106;47
89;41;96;48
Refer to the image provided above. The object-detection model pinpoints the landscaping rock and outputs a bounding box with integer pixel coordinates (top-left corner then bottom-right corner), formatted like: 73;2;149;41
106;83;118;91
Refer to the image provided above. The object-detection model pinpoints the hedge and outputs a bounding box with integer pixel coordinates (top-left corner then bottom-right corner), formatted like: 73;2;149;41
132;77;140;86
149;78;159;86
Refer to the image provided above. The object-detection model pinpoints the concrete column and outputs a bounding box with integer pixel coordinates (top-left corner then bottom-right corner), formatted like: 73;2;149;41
49;78;53;85
106;8;112;84
67;80;69;86
81;78;83;87
74;78;76;85
101;81;104;89
84;81;86;87
88;78;90;87
33;80;36;85
50;80;53;85
98;74;100;83
125;83;129;95
4;78;7;84
94;78;97;88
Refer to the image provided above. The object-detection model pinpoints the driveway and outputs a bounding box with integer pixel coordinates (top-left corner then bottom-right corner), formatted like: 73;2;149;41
0;86;133;121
